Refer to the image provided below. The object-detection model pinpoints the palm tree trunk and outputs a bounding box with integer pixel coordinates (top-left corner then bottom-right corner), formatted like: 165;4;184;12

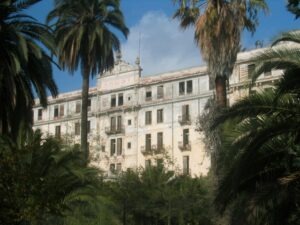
81;67;89;164
215;75;227;107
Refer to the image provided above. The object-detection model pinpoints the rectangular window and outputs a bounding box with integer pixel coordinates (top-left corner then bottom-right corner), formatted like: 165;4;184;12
247;64;255;78
157;85;164;99
87;120;91;134
75;101;81;113
157;109;163;123
55;125;61;138
116;163;122;172
157;158;163;167
111;95;116;107
111;117;116;132
127;142;131;149
117;115;122;131
59;104;64;117
146;134;151;151
87;99;91;111
265;87;273;92
54;105;59;118
183;156;190;175
179;81;185;95
75;122;80;135
264;69;271;76
110;139;116;156
110;164;115;173
128;119;132;126
183;129;189;146
187;80;193;94
182;105;190;121
145;159;151;168
117;138;122;155
157;132;163;149
118;93;124;106
145;111;152;125
146;90;152;101
38;109;43;121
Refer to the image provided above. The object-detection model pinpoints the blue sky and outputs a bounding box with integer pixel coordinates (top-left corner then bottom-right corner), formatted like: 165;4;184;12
27;0;299;93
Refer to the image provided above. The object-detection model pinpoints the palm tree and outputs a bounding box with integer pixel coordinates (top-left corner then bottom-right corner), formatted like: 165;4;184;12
287;0;300;17
0;0;58;138
47;0;129;164
0;128;103;225
211;30;300;224
173;0;267;107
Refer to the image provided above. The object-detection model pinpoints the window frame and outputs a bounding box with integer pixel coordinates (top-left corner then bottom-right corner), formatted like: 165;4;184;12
38;109;43;121
111;94;116;108
187;80;193;94
75;122;80;135
145;111;152;125
179;81;185;95
157;109;164;123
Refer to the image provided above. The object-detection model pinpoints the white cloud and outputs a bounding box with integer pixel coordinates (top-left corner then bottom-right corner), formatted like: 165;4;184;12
122;11;203;76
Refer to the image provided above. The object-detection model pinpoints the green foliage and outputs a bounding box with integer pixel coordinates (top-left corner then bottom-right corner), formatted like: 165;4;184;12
0;128;103;225
212;30;300;225
107;166;214;225
173;0;267;107
287;0;300;18
47;0;129;162
173;0;268;79
0;0;57;137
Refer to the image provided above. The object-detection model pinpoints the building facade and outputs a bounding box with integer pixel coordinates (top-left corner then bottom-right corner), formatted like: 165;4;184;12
33;47;282;177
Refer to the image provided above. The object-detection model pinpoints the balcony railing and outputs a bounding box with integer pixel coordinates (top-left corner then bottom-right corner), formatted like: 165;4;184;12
178;141;191;151
155;144;165;154
105;126;124;135
178;115;191;125
145;96;152;102
141;145;157;155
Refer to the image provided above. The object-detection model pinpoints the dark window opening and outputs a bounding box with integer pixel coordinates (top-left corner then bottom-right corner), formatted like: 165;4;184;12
111;95;116;107
157;109;163;123
183;156;189;175
38;109;43;120
146;134;151;151
117;138;122;155
75;122;80;135
76;101;81;113
87;120;91;134
87;99;91;111
157;132;163;149
187;80;193;94
183;129;189;146
54;106;59;118
110;139;116;156
248;64;255;78
179;82;185;95
55;125;61;138
145;111;152;125
146;91;152;101
118;93;123;106
157;85;164;99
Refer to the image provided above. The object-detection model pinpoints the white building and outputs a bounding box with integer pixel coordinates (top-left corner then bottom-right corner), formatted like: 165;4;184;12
33;48;282;177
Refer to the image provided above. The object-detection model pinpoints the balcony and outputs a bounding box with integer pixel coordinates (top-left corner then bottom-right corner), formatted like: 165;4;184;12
105;126;125;135
145;96;152;102
141;145;157;156
154;144;165;154
178;115;191;125
178;141;191;151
